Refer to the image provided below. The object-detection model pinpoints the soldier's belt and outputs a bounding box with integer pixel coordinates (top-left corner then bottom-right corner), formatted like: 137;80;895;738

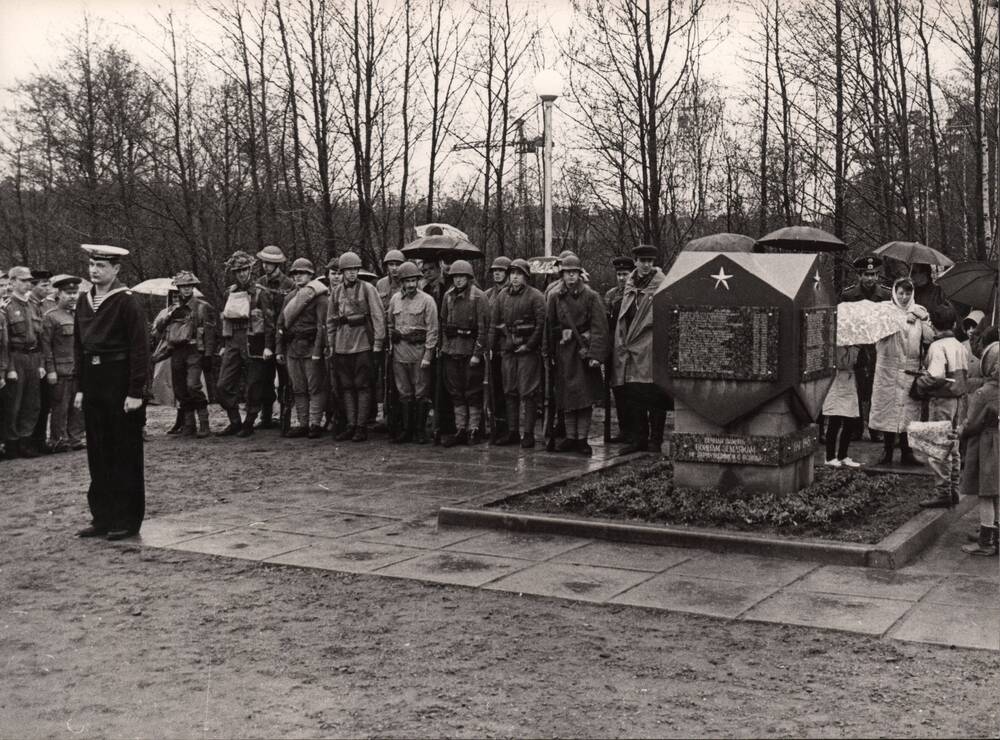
337;314;368;327
84;351;128;365
9;344;40;354
512;324;536;337
392;329;427;343
443;325;475;338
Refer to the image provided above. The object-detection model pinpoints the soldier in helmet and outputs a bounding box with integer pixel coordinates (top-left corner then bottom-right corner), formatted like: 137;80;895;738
484;256;511;442
40;274;86;452
276;258;329;438
255;245;294;429
605;255;635;444
216;250;275;437
546;255;609;456
159;271;217;438
439;260;489;446
2;266;45;458
387;261;438;443
326;251;385;442
377;250;405;312
374;250;405;433
488;258;546;448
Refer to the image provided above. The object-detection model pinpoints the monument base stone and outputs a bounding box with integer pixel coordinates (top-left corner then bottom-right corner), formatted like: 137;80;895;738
672;395;817;495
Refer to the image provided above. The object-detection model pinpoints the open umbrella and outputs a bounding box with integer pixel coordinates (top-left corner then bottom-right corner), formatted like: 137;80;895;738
874;241;954;268
415;223;469;240
527;255;560;274
836;300;906;345
935;261;997;311
402;233;482;261
684;233;755;253
756;226;846;252
132;277;203;297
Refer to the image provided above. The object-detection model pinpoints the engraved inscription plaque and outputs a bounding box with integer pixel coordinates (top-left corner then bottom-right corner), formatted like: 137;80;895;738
667;306;779;381
800;307;836;381
673;426;818;467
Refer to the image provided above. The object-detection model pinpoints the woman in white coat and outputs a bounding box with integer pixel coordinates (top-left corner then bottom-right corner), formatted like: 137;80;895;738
869;278;934;465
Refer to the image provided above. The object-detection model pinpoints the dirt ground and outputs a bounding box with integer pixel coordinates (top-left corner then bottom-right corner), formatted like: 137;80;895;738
1;406;998;738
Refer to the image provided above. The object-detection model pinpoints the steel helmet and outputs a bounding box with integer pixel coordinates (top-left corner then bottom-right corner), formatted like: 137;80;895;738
509;258;531;276
225;250;255;271
448;260;475;278
289;257;315;275
173;270;201;287
382;249;405;265
398;261;422;280
338;251;363;270
490;256;512;271
559;255;583;273
557;249;577;260
257;245;287;264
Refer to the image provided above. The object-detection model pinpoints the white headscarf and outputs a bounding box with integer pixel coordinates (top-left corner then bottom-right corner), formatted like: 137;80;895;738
891;277;915;311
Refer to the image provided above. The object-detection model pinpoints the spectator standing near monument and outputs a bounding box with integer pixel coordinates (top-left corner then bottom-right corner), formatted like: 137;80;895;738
40;274;85;452
2;266;44;459
73;245;150;540
869;278;933;465
484;256;510;443
959;340;999;556
821;345;862;467
605;255;634;444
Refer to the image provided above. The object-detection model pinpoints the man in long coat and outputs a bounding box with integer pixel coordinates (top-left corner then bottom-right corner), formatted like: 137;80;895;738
545;255;609;456
605;255;634;443
612;245;668;453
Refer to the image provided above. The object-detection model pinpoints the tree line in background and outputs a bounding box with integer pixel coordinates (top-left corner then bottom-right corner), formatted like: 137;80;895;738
0;0;996;302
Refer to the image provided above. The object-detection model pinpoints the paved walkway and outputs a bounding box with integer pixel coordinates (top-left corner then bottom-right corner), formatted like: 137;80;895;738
136;437;999;652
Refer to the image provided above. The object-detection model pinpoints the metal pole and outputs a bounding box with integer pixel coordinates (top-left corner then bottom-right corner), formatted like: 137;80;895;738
542;98;554;258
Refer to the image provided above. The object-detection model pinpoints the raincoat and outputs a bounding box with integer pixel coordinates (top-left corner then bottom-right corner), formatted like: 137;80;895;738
612;268;665;386
822;345;860;418
960;342;999;499
545;282;608;411
869;280;933;433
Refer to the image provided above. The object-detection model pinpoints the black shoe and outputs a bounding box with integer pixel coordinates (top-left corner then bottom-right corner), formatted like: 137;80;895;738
106;529;138;541
308;425;324;439
236;422;255;438
76;525;107;538
335;427;355;442
621;441;650;455
18;442;40;459
351;426;368;442
520;433;535;449
577;441;593;457
216;422;241;437
494;431;520;446
441;433;459;448
285;426;308;438
468;428;483;445
166;410;185;435
555;438;577;453
545;436;557;452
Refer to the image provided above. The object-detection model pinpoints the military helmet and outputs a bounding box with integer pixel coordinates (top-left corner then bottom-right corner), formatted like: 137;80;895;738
559;255;583;273
398;261;421;280
448;260;475;278
257;245;287;264
382;249;405;265
490;256;511;271
225;250;255;271
289;257;315;275
557;249;577;260
173;270;201;287
338;251;363;270
509;258;531;276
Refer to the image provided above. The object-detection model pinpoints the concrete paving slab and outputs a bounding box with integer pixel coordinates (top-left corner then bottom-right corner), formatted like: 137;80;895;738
903;541;1000;579
166;527;316;561
484;561;652;603
351;520;485;550
376;550;531;587
444;530;590;561
137;518;233;548
741;590;912;635
609;573;780;619
890;603;1000;651
921;576;1000;610
789;565;941;601
551;541;694;572
265;539;424;574
669;552;817;586
252;510;393;539
169;502;301;525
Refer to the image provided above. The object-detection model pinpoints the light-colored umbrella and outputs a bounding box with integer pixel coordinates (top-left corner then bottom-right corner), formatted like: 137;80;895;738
132;277;203;297
402;234;482;261
684;233;755;252
415;223;469;240
836;300;906;345
874;241;954;268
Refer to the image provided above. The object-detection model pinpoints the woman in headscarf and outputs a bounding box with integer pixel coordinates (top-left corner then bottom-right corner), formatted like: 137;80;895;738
869;278;933;465
960;341;999;556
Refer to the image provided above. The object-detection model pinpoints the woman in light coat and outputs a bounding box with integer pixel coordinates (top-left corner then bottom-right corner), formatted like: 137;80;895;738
869;278;933;465
821;344;861;467
960;341;999;556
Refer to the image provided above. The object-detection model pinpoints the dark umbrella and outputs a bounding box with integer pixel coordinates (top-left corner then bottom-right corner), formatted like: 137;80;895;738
936;261;997;312
755;225;846;252
401;233;483;261
873;240;954;268
684;233;755;252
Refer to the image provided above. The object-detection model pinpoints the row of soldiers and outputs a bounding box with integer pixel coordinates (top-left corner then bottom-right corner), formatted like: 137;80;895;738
149;242;668;456
0;269;86;459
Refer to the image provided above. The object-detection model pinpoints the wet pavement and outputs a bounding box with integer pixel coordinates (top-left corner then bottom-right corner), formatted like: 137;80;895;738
137;432;999;652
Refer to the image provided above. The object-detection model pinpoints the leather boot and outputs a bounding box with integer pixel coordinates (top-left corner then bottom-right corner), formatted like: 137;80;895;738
237;413;257;437
391;401;412;444
166;408;185;435
196;409;211;438
216;409;242;436
414;402;430;444
336;390;357;441
352;390;371;441
962;526;999;556
649;409;667;446
495;397;519;445
877;432;895;465
181;411;197;437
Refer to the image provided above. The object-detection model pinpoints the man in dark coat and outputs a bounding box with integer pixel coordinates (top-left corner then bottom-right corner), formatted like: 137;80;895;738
74;244;150;540
604;255;634;443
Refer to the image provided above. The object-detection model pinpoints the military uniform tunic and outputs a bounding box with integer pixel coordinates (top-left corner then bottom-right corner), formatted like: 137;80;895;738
41;305;84;445
1;293;44;444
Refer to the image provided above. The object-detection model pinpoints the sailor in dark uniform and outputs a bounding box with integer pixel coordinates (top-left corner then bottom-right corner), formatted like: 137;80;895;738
74;244;150;540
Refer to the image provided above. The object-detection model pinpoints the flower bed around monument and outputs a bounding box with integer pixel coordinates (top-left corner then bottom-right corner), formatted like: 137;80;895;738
491;458;935;545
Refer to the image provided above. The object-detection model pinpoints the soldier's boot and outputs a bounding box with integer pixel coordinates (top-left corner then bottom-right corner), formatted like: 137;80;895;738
649;409;667;448
443;405;467;447
336;391;357;441
181;411;197;437
237;413;257;438
962;526;999;556
621;411;650;455
520;400;537;448
166;408;185;435
495;396;520;446
196;409;211;438
576;410;593;457
468;407;483;445
256;407;277;430
391;401;413;444
352;390;371;442
216;409;243;436
18;439;40;459
414;401;430;445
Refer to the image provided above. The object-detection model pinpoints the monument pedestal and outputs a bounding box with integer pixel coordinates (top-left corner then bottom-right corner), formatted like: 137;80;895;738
672;396;816;494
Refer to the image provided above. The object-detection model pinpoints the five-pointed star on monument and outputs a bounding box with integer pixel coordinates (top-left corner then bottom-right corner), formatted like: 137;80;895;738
711;266;733;290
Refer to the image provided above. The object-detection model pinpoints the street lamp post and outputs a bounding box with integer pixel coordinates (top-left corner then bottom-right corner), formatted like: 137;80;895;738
534;69;562;257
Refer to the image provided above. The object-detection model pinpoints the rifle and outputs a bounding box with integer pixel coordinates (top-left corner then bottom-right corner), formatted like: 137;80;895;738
603;355;613;443
279;362;294;435
543;354;556;450
383;342;398;437
432;350;444;444
483;350;494;438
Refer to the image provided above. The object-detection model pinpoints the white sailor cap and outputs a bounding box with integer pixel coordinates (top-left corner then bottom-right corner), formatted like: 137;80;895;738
81;244;130;261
